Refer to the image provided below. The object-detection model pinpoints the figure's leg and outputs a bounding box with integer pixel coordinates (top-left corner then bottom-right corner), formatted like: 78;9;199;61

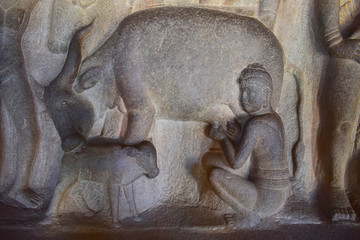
0;70;41;208
123;183;141;222
201;152;232;173
208;168;260;228
319;58;360;221
0;99;17;196
109;183;121;227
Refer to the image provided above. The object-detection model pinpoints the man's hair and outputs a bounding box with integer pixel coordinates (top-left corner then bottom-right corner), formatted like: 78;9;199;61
238;63;273;92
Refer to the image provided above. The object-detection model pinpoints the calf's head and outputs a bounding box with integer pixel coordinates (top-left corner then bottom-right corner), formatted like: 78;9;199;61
129;141;159;179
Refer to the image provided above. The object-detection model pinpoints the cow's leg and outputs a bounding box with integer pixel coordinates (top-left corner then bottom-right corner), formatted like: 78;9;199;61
116;71;155;145
123;183;141;222
0;70;41;208
319;58;360;222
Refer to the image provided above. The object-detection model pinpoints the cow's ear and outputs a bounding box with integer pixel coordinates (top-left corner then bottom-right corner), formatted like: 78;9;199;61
74;66;102;93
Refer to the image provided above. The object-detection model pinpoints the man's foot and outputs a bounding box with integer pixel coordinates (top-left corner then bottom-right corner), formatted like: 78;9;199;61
332;207;356;222
7;187;45;209
330;188;357;222
224;213;261;229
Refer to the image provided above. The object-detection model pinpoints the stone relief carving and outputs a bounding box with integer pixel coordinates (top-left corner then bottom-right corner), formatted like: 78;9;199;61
202;64;291;228
46;141;159;226
45;7;284;149
1;0;360;238
0;0;43;208
316;0;360;222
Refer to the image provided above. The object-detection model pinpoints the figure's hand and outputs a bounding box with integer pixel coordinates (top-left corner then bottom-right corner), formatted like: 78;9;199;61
225;121;241;141
328;39;360;63
209;124;226;141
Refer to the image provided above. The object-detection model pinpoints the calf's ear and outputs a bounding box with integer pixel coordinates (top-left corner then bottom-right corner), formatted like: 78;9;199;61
74;66;102;93
127;148;140;157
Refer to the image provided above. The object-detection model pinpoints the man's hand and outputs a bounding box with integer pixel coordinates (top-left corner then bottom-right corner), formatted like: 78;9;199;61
209;124;226;141
225;121;241;141
328;39;360;63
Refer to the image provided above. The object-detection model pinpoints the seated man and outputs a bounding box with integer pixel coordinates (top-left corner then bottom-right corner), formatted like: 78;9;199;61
202;63;291;228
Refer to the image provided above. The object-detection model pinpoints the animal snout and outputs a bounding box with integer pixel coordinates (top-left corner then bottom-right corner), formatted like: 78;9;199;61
61;133;86;153
147;167;159;179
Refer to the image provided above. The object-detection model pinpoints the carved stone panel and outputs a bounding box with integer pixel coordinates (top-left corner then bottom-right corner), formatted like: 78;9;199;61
1;0;360;239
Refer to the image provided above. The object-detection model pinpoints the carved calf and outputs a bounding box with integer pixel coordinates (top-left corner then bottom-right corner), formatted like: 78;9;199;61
45;7;284;151
46;141;159;224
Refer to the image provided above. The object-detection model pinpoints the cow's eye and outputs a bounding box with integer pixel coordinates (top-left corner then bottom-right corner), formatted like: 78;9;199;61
60;100;68;108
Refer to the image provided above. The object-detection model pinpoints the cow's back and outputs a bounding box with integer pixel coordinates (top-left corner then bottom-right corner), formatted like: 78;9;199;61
114;7;284;121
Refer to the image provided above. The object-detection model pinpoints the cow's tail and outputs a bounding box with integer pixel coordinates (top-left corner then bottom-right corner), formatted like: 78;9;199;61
276;60;302;178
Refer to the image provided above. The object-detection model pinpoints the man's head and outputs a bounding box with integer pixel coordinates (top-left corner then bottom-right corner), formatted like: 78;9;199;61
238;63;273;113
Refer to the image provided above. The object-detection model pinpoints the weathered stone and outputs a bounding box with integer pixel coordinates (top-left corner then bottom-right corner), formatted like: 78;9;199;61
1;0;360;238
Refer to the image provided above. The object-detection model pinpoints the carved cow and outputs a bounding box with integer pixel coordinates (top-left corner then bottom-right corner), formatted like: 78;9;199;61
45;7;284;151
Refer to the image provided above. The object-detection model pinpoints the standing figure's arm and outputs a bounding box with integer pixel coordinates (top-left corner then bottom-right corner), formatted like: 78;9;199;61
316;0;360;62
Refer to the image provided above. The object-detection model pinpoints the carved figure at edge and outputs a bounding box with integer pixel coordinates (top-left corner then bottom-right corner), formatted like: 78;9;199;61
48;0;134;54
0;0;42;208
202;64;291;228
317;0;360;221
44;7;284;154
46;141;159;226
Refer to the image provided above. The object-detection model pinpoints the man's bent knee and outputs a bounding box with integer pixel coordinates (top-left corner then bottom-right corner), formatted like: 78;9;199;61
208;168;227;185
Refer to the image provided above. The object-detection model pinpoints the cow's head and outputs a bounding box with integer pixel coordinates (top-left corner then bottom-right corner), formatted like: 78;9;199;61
48;0;99;54
45;27;117;153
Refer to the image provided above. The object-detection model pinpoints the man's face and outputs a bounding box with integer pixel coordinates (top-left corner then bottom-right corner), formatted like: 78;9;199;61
240;81;264;113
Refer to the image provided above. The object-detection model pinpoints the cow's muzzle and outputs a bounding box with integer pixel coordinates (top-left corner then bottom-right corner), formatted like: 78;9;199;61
61;133;86;153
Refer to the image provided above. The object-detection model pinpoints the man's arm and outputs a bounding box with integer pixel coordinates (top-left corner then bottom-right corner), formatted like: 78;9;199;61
317;0;342;49
221;120;259;170
316;0;360;62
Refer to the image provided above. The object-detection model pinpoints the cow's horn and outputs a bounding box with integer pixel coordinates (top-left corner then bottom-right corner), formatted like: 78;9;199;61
53;22;94;88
